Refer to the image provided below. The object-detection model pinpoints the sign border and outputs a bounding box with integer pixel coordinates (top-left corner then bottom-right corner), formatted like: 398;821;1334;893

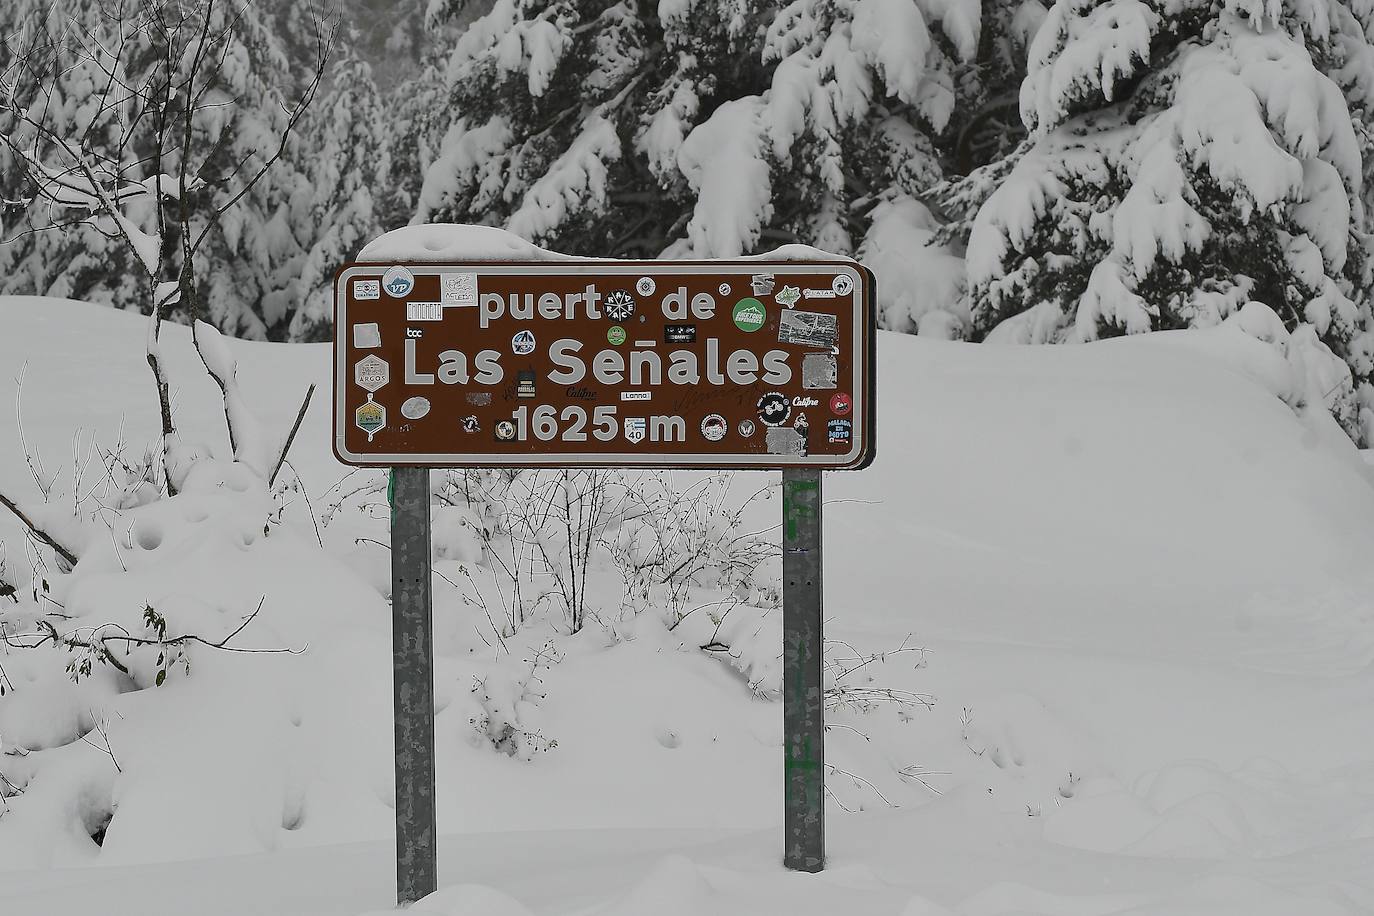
333;260;876;471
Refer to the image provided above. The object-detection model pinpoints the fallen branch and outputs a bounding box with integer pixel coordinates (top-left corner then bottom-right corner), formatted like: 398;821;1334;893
0;489;79;567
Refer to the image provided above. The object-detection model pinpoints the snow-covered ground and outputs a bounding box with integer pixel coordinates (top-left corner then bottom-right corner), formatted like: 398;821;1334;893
4;295;1374;914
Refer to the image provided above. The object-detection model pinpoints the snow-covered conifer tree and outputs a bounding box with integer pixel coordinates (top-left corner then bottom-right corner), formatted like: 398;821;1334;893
288;42;391;341
0;0;334;341
0;0;146;310
961;0;1374;439
396;0;985;333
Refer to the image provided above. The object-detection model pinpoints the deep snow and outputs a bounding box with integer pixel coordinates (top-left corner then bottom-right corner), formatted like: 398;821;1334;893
4;295;1374;914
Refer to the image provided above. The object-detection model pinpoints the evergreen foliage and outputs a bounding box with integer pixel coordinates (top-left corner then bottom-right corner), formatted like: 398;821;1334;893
9;0;1374;437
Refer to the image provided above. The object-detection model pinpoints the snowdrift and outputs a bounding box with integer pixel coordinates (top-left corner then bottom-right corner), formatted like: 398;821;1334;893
3;296;1374;915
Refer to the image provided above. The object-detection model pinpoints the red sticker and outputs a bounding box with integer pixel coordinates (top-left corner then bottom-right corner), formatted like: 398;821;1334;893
830;393;852;416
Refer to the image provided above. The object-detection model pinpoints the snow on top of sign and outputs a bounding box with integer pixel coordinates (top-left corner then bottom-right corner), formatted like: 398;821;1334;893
358;224;578;262
358;223;856;264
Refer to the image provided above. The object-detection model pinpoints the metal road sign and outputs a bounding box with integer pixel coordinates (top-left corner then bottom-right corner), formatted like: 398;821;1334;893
341;253;877;903
333;261;875;469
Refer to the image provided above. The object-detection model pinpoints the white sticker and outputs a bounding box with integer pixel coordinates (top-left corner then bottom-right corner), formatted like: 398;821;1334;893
832;273;854;296
624;418;647;443
383;266;414;298
441;273;478;306
354;355;389;393
620;391;652;401
352;322;381;349
401;396;431;420
407;302;443;321
511;329;537;355
636;276;656;296
354;279;381;300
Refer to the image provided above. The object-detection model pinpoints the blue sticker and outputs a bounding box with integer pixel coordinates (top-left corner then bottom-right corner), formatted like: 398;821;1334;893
383;266;414;298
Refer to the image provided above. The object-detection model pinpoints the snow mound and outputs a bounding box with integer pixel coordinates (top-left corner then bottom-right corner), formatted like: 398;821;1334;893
363;884;533;916
358;224;576;262
359;222;855;265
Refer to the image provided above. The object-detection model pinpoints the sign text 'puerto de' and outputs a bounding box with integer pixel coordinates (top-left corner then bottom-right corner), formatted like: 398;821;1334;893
334;261;875;469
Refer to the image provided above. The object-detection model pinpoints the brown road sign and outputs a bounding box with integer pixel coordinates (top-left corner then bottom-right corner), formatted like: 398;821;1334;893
333;260;875;469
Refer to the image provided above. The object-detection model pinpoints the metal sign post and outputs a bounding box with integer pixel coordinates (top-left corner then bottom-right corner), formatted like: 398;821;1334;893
390;466;438;903
783;467;825;871
334;256;874;899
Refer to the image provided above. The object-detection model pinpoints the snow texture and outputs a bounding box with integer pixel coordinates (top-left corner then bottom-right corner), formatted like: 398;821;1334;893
5;297;1374;916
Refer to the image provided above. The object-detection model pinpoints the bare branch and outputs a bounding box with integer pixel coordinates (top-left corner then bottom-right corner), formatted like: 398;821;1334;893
268;385;316;486
0;489;79;567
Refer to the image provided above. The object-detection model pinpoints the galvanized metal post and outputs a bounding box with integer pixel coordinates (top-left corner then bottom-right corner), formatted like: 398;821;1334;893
390;466;438;904
782;467;825;872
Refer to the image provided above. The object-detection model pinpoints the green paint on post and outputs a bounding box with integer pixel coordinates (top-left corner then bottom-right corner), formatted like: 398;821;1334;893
783;476;818;540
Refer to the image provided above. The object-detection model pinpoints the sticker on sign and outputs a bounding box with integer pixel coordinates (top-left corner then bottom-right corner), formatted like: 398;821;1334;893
407;302;443;321
333;259;874;469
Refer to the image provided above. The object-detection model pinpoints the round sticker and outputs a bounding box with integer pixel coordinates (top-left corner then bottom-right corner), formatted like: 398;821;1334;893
382;266;414;298
718;283;731;296
512;329;537;355
495;420;517;441
733;298;766;333
400;396;430;420
830;393;852;416
608;325;626;345
636;276;656;296
832;273;854;296
700;414;727;442
757;392;791;427
604;290;636;321
738;419;756;438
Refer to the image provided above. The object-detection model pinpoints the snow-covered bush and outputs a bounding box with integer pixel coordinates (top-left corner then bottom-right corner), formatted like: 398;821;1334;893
955;0;1374;440
422;468;780;641
0;353;318;860
314;463;788;759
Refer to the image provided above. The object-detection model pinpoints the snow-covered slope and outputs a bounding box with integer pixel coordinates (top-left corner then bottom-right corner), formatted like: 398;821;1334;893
4;296;1374;914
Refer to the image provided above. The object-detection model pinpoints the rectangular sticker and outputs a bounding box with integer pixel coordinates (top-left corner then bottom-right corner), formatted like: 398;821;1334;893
766;426;805;456
352;322;381;349
779;310;838;348
354;279;381;300
407;302;444;321
441;273;478;306
801;352;838;389
664;324;696;344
